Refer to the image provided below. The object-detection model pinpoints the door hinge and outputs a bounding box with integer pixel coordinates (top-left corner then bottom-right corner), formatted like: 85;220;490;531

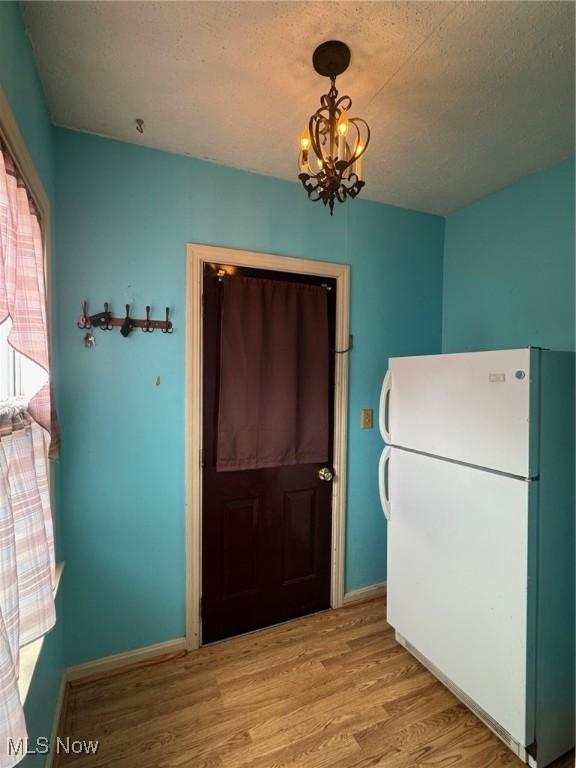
199;596;204;621
200;448;205;467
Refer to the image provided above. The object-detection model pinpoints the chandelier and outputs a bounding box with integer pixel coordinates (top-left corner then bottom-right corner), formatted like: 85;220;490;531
298;41;371;215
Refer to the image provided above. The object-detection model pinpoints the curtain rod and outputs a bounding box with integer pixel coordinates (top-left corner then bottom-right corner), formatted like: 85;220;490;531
216;268;332;290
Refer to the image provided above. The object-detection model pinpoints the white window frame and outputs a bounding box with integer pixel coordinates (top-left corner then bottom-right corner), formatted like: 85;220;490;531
0;318;49;404
0;319;21;401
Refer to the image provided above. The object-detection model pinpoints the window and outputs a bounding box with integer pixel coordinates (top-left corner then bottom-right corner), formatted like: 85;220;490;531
0;317;48;403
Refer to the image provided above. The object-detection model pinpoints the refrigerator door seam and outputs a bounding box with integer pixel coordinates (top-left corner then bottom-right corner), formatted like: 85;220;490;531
387;444;538;482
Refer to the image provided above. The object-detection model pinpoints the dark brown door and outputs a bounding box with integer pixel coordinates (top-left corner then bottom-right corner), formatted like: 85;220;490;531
201;263;336;644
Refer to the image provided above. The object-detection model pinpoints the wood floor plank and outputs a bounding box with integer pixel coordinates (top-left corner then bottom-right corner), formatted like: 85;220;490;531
55;598;575;768
377;702;470;752
353;689;464;756
407;710;495;765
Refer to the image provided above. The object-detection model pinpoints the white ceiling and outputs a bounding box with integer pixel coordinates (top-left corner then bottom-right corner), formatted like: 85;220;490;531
22;1;575;215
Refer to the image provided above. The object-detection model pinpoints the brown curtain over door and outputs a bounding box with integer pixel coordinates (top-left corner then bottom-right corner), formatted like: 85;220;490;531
216;275;329;472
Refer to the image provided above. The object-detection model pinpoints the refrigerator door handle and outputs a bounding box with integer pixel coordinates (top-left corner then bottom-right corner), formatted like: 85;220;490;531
379;446;392;520
379;369;392;443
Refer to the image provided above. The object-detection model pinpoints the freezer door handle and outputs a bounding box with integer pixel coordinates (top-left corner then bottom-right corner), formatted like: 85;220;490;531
379;369;392;443
379;446;391;520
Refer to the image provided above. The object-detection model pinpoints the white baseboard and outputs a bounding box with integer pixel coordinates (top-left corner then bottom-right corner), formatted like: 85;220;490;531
343;581;387;606
44;637;187;765
65;637;187;683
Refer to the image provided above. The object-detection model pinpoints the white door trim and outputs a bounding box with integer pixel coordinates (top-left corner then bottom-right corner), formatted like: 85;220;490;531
185;243;350;650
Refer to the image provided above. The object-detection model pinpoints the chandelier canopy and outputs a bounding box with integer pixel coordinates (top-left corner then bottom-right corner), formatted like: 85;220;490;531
298;41;371;215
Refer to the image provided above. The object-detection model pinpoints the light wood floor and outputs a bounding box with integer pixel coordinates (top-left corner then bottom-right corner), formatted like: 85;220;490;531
57;598;574;768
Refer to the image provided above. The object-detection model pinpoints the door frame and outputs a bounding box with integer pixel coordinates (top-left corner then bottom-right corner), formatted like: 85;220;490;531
185;243;350;650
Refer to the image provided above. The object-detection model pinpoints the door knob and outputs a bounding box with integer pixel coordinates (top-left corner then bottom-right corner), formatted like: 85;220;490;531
318;467;334;482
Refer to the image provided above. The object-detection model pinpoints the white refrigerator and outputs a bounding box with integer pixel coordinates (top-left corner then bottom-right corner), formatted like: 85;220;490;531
378;348;574;768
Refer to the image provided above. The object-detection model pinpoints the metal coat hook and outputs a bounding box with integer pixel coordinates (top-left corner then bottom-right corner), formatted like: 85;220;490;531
120;304;134;337
161;307;174;334
101;302;113;331
142;305;153;333
77;301;91;329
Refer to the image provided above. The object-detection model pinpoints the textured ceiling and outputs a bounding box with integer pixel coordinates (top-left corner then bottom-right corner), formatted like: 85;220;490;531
22;1;575;215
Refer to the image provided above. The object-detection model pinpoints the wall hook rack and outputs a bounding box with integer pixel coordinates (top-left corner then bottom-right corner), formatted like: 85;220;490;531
77;301;173;337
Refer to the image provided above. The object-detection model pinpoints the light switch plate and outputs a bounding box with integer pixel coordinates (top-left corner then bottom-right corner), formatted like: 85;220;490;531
361;408;373;429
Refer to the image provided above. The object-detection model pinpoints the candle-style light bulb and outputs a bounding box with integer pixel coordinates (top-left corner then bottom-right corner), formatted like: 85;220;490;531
337;111;349;162
354;143;364;180
299;127;311;167
337;111;349;137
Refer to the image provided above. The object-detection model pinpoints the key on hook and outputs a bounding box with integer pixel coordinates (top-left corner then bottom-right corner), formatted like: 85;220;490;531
84;331;96;348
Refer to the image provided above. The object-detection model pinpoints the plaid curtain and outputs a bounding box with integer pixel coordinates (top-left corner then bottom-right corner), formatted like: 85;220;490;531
0;141;58;766
0;404;55;767
0;143;59;458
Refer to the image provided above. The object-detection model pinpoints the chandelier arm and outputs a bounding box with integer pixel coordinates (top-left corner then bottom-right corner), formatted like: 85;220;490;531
340;172;354;189
298;173;323;202
346;121;362;166
312;123;326;167
345;172;360;186
347;173;365;198
348;117;371;154
309;116;323;166
309;108;331;164
335;95;352;112
310;183;325;202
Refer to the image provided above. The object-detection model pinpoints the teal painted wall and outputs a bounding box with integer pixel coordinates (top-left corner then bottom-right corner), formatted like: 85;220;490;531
443;158;575;353
0;2;53;197
0;2;64;763
53;127;445;665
